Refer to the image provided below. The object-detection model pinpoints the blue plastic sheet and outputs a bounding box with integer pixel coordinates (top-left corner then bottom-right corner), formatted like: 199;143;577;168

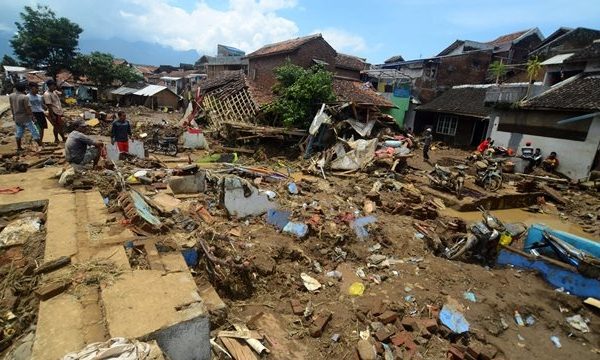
440;303;470;334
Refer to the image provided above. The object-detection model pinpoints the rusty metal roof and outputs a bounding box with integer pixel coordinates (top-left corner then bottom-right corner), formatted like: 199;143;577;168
333;79;396;108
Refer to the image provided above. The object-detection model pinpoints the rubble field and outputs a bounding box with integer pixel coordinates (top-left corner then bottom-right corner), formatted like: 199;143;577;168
0;102;599;360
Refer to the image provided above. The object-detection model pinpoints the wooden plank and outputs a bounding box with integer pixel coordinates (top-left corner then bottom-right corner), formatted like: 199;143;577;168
35;256;71;275
220;337;257;360
218;330;263;340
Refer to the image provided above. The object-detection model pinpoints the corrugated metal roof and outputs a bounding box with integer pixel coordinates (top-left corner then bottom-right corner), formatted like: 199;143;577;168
541;53;576;65
133;85;168;96
160;76;182;81
111;86;139;95
3;65;27;72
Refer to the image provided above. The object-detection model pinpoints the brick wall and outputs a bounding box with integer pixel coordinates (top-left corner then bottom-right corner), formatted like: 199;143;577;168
436;51;493;87
248;38;337;89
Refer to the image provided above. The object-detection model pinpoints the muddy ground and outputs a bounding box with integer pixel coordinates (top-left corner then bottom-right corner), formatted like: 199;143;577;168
0;103;599;360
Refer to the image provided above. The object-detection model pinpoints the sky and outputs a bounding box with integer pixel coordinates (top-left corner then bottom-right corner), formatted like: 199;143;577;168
0;0;599;65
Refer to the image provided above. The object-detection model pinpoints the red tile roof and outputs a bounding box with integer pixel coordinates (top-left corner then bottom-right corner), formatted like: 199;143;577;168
486;29;529;45
333;79;396;108
335;53;368;71
246;34;326;58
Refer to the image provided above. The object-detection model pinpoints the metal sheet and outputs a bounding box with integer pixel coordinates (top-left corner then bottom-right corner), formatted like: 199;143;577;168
133;84;168;96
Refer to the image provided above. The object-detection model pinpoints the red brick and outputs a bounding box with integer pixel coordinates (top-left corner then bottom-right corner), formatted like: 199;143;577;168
309;312;332;337
391;331;408;346
374;327;395;342
290;299;304;316
417;318;439;333
378;310;398;324
401;316;417;331
466;347;478;359
34;281;70;301
371;297;385;317
447;345;464;360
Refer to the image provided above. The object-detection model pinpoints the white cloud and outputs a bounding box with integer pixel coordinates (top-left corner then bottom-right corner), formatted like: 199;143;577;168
113;0;300;55
316;27;367;54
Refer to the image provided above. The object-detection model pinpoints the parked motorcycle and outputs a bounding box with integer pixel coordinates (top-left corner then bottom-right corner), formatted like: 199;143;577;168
427;164;468;198
474;159;503;192
444;207;527;261
141;126;179;156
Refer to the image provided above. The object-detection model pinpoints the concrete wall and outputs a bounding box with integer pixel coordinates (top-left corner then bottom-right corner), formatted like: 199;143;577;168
489;113;600;179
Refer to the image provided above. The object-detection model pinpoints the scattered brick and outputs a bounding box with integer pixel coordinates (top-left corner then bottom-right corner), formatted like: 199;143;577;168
401;316;417;331
375;341;384;355
447;345;464;360
290;299;304;316
418;318;439;333
356;312;367;323
415;336;429;346
378;310;398;324
374;327;394;342
370;297;385;317
466;347;478;360
34;281;70;301
391;331;408;346
309;312;332;337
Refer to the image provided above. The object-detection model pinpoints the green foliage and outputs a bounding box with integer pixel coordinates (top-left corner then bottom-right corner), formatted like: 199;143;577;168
266;61;336;128
526;56;542;83
73;52;142;94
489;60;506;83
10;5;82;80
1;55;19;67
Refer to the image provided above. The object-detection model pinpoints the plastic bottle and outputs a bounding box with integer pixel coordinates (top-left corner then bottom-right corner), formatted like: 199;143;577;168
514;310;525;326
550;335;562;348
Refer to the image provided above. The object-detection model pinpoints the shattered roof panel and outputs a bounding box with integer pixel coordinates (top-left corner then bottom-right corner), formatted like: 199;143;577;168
416;86;491;118
246;34;324;58
335;53;368;70
333;79;396;108
524;74;600;110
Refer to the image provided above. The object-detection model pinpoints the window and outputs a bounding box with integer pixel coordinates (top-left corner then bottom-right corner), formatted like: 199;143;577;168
436;115;458;136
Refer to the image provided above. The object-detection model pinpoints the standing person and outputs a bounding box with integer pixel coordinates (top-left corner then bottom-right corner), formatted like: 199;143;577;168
28;82;47;142
423;128;433;162
110;111;132;153
65;120;103;168
477;137;492;154
9;82;43;151
43;79;66;144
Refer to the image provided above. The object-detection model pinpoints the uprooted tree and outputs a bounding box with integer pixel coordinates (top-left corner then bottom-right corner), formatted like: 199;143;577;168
72;52;142;96
10;4;82;81
265;60;336;128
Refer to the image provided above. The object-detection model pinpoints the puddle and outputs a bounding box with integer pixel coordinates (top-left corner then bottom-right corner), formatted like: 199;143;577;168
441;208;593;240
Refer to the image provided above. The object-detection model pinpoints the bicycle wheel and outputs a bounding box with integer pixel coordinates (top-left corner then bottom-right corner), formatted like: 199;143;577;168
166;143;178;156
145;140;157;153
446;234;478;260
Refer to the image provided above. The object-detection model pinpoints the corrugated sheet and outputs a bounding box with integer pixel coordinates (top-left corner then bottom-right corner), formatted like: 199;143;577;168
133;85;168;96
541;53;576;65
111;86;138;95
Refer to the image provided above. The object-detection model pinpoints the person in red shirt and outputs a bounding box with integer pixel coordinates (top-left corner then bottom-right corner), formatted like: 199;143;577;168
477;137;492;154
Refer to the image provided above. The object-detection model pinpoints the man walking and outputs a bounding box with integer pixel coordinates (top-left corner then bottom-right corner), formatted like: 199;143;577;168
28;82;47;142
9;82;43;151
43;79;66;144
423;128;433;162
111;111;132;153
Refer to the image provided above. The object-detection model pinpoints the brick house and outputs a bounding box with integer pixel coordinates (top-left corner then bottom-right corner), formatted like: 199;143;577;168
245;34;337;89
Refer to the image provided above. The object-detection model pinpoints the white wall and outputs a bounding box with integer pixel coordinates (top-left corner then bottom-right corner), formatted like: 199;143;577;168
489;114;600;180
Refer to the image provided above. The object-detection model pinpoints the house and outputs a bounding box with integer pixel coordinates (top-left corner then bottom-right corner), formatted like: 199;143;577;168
334;53;369;80
361;69;413;128
197;44;249;79
415;85;492;146
158;70;206;95
529;27;600;61
110;83;180;110
487;40;600;179
246;34;337;89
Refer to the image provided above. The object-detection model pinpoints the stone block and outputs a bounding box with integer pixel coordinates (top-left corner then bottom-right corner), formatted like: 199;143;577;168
168;171;206;194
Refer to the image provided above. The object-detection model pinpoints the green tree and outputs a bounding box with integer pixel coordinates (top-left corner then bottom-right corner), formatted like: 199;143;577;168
266;61;336;128
10;4;82;80
526;56;542;84
1;55;19;67
489;60;506;84
73;52;142;94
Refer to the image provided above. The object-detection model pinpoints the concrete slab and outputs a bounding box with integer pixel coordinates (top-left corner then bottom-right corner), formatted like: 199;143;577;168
31;294;85;360
222;176;277;218
102;270;210;360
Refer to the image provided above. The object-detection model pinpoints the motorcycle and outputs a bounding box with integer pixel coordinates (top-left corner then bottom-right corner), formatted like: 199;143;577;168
427;164;468;198
141;126;179;156
474;159;503;192
444;207;527;261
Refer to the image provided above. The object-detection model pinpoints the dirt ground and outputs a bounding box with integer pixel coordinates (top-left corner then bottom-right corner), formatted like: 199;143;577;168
0;103;599;360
